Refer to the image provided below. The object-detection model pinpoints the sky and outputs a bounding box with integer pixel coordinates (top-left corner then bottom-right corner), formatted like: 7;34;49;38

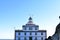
0;0;60;39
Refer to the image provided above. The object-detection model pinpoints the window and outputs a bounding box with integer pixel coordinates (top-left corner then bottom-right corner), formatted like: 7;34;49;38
41;32;43;35
18;32;20;35
18;37;20;40
29;37;32;40
25;32;26;35
30;32;32;35
35;27;37;30
41;37;43;40
35;37;37;40
23;26;26;30
29;27;32;30
35;32;37;35
25;37;26;40
24;27;26;30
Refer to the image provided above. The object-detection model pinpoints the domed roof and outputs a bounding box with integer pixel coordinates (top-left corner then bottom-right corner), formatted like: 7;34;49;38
26;17;34;24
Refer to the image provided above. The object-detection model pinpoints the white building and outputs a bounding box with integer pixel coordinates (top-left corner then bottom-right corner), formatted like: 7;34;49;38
15;17;47;40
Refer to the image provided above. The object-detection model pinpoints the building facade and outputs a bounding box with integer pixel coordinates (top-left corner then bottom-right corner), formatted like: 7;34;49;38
15;17;47;40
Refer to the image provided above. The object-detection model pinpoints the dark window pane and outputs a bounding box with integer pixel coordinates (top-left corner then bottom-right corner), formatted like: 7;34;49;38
41;37;43;40
25;37;26;40
41;32;43;35
35;27;37;30
29;27;32;30
25;27;26;30
30;32;31;35
25;32;26;35
23;26;26;30
35;32;37;35
18;32;20;35
29;37;32;40
35;37;37;40
18;37;20;40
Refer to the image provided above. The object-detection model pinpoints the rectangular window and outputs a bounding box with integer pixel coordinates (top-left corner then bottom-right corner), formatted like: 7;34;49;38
30;32;31;35
35;27;37;30
23;26;26;30
29;27;32;30
29;37;32;40
25;32;26;35
41;32;43;35
35;37;37;40
35;32;37;35
25;37;26;40
24;27;26;30
18;32;20;35
18;37;20;40
41;37;43;40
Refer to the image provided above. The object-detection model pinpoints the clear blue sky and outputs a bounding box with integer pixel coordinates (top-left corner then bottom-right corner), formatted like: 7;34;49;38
0;0;60;39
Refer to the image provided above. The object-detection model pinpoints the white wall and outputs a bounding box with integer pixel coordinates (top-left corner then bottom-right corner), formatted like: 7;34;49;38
15;32;46;40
